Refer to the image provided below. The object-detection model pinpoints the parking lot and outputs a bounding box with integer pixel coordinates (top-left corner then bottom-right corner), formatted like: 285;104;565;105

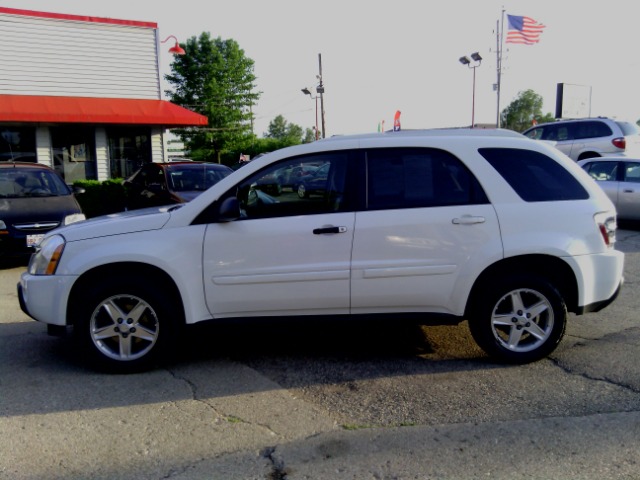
1;226;640;479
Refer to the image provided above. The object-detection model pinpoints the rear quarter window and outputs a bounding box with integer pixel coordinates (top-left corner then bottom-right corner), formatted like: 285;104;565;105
616;121;640;136
479;148;589;202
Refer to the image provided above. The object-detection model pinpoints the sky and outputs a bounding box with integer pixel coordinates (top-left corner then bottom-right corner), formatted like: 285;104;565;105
3;0;639;137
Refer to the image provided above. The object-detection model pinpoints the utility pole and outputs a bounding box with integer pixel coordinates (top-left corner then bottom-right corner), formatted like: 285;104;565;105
317;53;326;138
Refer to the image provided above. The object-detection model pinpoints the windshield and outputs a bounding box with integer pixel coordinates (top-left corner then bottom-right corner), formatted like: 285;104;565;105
0;168;72;198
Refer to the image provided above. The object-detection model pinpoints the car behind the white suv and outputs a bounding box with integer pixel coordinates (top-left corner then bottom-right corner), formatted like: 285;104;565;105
18;129;624;372
523;117;640;161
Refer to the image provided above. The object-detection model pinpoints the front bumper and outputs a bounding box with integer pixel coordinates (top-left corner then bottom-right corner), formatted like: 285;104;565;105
18;272;76;326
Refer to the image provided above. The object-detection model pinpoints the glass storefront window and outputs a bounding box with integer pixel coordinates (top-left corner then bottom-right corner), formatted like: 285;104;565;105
50;126;97;183
0;127;36;162
108;128;151;179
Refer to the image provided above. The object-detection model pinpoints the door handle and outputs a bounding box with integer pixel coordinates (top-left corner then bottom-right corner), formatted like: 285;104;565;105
452;215;486;225
313;226;347;234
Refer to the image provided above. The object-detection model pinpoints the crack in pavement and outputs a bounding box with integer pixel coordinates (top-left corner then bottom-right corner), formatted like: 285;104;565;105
262;446;288;480
550;334;640;395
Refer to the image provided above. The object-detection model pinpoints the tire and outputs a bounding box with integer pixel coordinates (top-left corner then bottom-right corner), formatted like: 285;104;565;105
73;277;179;373
297;184;307;198
468;275;567;364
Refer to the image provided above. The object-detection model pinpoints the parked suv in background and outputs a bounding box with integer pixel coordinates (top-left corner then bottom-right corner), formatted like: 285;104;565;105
523;117;640;161
18;129;624;372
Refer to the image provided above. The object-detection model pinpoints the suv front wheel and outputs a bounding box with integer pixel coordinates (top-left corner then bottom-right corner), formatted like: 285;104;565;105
469;275;567;363
73;276;178;372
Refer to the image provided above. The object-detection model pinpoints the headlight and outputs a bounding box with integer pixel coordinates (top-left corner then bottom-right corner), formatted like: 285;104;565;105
64;213;86;225
29;234;66;275
0;220;6;230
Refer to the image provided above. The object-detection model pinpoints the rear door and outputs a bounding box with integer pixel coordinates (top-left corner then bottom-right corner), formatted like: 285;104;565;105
350;147;503;316
570;120;614;159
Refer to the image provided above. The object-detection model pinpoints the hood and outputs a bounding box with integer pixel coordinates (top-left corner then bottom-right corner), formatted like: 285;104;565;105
0;195;81;223
53;206;174;242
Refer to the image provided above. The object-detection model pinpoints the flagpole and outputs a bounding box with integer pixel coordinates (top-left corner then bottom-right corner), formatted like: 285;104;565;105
496;8;505;128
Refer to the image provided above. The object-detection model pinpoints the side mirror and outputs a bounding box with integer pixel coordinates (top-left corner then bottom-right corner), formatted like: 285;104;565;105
218;196;241;222
73;185;86;195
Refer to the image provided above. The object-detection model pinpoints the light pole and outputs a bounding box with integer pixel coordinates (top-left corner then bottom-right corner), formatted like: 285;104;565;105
301;87;319;140
459;52;482;128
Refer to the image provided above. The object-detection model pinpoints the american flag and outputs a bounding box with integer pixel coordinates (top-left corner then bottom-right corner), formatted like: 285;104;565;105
506;15;546;45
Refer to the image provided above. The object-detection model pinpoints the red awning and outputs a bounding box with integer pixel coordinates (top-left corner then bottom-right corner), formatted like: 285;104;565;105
0;94;208;127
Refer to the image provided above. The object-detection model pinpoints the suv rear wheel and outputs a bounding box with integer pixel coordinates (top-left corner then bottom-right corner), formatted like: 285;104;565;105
469;275;567;363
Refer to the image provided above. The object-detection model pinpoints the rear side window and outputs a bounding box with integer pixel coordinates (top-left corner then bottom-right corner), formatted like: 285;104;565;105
479;148;589;202
574;121;613;140
366;148;488;210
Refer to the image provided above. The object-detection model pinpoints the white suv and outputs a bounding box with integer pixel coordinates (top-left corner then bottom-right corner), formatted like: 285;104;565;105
18;129;624;372
523;117;640;161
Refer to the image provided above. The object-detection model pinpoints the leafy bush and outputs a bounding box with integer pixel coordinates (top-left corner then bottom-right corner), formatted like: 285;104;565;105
73;178;128;218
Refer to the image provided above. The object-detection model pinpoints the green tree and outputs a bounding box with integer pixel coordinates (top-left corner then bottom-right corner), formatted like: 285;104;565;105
265;115;306;144
165;32;260;163
501;89;555;132
302;128;316;143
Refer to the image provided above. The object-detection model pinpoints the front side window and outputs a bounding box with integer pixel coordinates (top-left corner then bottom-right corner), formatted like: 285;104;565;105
50;126;97;183
366;148;488;210
129;164;164;189
480;148;589;202
524;127;543;140
231;152;350;219
537;124;573;142
582;161;619;181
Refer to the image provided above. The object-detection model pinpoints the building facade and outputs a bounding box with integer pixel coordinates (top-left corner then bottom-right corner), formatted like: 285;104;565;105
0;7;207;182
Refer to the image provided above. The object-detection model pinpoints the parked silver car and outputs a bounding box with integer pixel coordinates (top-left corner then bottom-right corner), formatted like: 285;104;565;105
523;117;640;161
578;157;640;220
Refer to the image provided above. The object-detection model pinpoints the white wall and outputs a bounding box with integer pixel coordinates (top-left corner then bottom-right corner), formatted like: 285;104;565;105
0;10;160;99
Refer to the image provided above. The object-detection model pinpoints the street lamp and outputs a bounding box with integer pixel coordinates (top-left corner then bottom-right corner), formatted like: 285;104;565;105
301;87;319;140
161;35;185;55
459;52;482;128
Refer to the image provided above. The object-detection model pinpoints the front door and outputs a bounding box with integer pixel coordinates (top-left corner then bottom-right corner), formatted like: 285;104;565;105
202;152;354;317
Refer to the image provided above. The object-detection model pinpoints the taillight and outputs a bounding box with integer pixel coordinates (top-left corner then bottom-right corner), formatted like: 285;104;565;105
596;214;617;247
612;137;626;149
